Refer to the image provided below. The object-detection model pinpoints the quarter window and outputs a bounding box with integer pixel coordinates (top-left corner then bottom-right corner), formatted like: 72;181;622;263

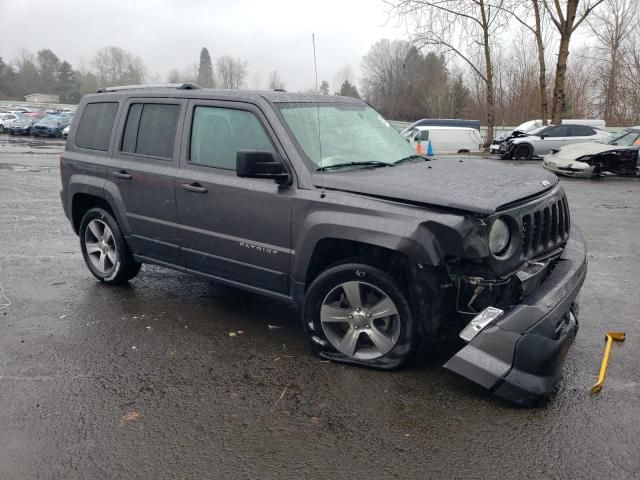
190;106;275;170
121;103;179;159
75;102;119;151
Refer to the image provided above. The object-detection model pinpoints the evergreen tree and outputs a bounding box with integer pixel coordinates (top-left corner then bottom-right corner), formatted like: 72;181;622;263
449;75;469;118
56;61;80;103
197;47;214;87
339;79;360;98
319;80;329;95
37;49;61;92
0;57;18;98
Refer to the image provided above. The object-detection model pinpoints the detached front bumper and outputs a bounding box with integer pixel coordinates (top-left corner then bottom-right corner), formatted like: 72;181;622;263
444;227;587;406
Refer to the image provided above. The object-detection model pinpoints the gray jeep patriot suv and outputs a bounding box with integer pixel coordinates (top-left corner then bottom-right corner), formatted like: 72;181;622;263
60;84;587;406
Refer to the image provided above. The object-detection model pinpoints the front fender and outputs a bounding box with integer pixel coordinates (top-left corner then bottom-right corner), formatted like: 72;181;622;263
291;202;479;282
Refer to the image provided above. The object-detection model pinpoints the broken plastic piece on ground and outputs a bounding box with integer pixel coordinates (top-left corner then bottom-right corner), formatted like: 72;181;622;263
591;331;625;394
0;284;11;311
228;332;237;337
268;324;283;330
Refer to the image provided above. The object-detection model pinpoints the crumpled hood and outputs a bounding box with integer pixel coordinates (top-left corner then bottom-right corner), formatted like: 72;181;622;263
312;158;558;215
546;142;631;163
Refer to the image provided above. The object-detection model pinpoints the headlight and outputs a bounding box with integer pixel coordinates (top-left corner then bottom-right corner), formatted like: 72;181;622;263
489;218;511;256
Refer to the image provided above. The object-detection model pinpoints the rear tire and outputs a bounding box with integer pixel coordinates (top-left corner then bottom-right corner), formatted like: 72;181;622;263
79;207;141;284
302;261;415;369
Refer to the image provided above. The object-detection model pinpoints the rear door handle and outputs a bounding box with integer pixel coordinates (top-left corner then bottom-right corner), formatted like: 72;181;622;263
181;182;208;193
112;170;132;180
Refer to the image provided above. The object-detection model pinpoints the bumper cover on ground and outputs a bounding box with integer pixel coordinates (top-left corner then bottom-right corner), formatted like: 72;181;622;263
444;227;587;406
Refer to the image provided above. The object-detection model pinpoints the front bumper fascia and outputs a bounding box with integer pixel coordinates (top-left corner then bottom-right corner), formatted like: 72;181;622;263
444;227;587;406
543;157;594;178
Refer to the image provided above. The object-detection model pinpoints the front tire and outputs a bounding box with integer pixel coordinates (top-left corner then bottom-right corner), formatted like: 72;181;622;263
512;144;533;160
79;207;141;284
302;262;415;369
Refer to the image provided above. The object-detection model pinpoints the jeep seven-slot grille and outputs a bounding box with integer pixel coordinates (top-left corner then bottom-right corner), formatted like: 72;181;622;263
521;195;570;257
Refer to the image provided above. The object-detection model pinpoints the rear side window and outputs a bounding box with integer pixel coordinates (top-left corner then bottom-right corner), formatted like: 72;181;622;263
570;126;595;136
545;126;571;137
121;103;180;159
190;106;275;170
74;102;119;151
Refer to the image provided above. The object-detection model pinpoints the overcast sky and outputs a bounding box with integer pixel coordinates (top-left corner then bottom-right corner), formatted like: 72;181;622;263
0;0;408;91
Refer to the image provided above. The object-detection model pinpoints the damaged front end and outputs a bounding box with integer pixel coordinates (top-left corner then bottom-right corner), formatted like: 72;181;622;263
437;188;587;406
545;148;639;178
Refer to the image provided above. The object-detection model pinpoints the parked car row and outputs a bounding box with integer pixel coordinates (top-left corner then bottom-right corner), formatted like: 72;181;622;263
0;112;72;137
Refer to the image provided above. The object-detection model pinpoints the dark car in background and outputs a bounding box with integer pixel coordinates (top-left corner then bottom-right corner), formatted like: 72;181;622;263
7;115;39;135
31;115;70;137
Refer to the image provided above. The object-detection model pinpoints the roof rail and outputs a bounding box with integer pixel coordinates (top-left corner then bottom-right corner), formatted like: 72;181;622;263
96;83;201;93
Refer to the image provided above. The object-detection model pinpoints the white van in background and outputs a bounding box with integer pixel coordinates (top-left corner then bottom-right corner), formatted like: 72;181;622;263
405;126;483;154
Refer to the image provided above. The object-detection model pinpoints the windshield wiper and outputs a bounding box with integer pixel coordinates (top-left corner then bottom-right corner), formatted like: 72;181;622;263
316;161;391;171
393;155;428;165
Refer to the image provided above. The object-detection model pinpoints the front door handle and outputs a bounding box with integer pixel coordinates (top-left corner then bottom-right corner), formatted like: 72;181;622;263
181;182;208;193
112;170;132;180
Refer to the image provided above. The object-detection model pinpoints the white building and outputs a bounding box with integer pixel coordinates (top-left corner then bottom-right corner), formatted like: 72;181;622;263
25;93;60;104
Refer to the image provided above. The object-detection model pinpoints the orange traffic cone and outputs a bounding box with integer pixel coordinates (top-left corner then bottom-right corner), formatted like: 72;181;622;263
416;142;422;155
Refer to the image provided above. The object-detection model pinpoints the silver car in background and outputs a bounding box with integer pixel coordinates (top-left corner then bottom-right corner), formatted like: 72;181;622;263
501;124;611;160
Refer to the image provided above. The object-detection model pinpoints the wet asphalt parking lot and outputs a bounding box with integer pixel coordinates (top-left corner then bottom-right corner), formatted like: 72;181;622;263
0;135;639;479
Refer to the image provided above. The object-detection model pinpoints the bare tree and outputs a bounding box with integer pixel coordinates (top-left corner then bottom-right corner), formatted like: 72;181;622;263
250;72;262;89
589;0;637;124
333;65;355;91
543;0;605;124
361;39;411;118
216;56;248;89
491;0;550;124
92;46;146;87
167;69;181;83
626;35;640;122
389;0;505;146
268;70;286;90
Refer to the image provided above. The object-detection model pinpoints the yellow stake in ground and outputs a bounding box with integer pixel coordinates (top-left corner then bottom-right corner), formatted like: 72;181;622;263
591;332;625;394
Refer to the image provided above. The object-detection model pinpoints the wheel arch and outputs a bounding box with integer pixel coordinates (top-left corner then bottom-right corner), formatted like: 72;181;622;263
303;238;413;292
67;176;131;236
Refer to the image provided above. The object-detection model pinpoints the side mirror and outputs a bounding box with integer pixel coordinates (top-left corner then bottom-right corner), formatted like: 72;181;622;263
540;134;546;139
236;150;290;185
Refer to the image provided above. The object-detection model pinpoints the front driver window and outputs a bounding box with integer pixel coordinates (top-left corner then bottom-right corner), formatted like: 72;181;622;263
190;106;276;170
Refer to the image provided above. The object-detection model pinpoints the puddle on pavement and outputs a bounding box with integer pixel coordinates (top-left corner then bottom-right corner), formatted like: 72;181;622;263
0;163;56;172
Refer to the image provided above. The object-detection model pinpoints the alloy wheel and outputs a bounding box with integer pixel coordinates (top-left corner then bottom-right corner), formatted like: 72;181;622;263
320;280;401;360
84;219;118;275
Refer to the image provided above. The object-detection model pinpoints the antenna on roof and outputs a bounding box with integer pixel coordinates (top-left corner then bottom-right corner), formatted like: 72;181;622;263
312;33;325;199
